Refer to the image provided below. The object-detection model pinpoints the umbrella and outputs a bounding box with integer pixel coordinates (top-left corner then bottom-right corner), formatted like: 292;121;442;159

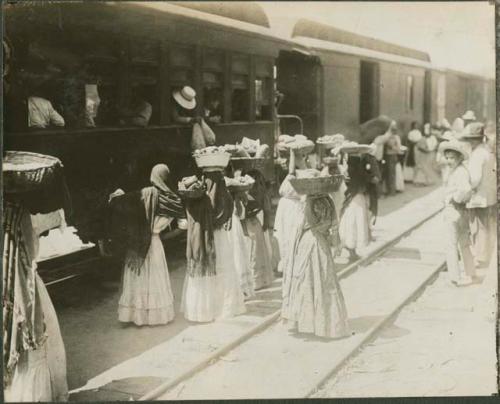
359;115;393;144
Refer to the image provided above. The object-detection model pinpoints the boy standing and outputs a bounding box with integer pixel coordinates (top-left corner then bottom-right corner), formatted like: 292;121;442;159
439;140;475;286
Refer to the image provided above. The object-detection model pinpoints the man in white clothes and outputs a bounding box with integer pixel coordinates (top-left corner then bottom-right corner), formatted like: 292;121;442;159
461;122;497;268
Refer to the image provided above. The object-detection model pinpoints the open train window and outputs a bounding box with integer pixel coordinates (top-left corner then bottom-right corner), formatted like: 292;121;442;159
255;58;273;121
231;54;250;121
406;75;414;111
170;46;195;98
359;61;380;123
202;49;224;123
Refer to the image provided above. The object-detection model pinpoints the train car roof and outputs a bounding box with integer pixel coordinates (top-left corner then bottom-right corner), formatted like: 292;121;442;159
293;19;430;62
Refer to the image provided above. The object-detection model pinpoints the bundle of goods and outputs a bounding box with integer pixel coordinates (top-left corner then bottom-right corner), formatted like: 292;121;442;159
193;146;230;171
239;137;260;156
277;134;315;155
316;134;346;149
289;168;342;195
178;175;206;199
3;151;71;214
224;175;255;192
338;141;374;156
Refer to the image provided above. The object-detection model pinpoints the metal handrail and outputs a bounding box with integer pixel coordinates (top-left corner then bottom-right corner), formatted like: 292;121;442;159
277;114;304;134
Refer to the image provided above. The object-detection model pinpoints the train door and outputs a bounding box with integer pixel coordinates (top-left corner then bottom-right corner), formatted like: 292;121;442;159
359;61;380;123
276;50;322;139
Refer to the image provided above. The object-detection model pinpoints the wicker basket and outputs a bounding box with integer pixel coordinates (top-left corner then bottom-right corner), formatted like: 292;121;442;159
230;157;266;171
289;175;343;195
277;143;315;156
322;156;339;166
339;144;373;155
194;152;230;169
3;151;64;194
178;188;206;199
227;182;254;193
316;140;337;150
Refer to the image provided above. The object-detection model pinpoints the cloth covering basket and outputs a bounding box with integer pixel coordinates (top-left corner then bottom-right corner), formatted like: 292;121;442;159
289;175;343;195
194;152;230;169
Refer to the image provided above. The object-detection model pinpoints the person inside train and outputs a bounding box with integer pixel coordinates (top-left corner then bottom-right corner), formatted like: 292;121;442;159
204;88;222;124
172;85;216;150
119;86;152;128
27;77;65;129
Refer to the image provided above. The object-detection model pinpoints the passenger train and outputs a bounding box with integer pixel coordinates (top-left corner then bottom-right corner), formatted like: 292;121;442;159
3;2;495;274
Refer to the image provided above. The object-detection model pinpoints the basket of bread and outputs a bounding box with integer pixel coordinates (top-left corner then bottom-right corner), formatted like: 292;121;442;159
338;141;375;156
3;151;65;194
224;174;255;193
193;146;231;171
316;134;345;150
289;168;343;195
278;134;315;155
178;175;206;199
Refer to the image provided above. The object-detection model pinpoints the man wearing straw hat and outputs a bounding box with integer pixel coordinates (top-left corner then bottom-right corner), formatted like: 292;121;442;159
439;139;475;285
461;122;496;268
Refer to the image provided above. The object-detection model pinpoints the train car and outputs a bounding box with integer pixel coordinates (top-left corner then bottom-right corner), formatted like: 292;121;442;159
276;18;432;140
3;2;295;250
275;18;495;140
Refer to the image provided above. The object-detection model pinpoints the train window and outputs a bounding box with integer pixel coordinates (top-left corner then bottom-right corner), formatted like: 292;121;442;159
232;74;249;121
255;78;272;121
203;49;224;72
406;75;414;111
203;88;222;124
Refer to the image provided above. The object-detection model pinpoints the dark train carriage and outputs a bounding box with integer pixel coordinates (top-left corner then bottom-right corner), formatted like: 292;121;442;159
276;19;431;140
4;2;295;245
443;69;495;124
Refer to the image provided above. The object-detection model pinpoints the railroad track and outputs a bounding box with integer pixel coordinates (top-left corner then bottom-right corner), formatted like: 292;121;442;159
140;196;446;400
68;187;446;401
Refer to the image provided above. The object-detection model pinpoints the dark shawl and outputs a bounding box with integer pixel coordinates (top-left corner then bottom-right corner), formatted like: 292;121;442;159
245;169;272;230
108;164;185;273
342;154;380;218
3;201;46;386
204;171;234;230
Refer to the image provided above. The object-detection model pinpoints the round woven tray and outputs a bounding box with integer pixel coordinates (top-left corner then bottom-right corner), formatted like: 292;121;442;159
227;183;254;193
230;157;266;171
194;152;230;169
278;143;315;156
322;156;339;166
3;151;63;194
339;145;373;155
289;175;343;195
316;140;337;149
178;188;205;199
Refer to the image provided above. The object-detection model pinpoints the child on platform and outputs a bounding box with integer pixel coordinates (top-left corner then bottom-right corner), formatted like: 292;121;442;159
439;140;475;286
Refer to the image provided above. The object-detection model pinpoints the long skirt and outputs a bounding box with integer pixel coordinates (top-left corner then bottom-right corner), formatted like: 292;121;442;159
395;162;405;192
414;150;437;185
243;216;274;290
213;229;247;319
274;197;303;274
282;230;350;338
181;272;219;323
5;274;68;402
230;212;255;297
339;193;370;252
118;234;175;326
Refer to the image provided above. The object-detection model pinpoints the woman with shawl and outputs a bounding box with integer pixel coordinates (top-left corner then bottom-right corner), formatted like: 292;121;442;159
109;164;186;326
274;147;311;276
338;150;381;261
181;171;246;322
413;123;438;186
3;153;70;401
404;121;422;182
241;169;274;290
281;193;350;339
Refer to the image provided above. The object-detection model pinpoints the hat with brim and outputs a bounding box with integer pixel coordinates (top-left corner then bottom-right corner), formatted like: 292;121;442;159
460;122;485;140
439;140;468;160
173;86;196;110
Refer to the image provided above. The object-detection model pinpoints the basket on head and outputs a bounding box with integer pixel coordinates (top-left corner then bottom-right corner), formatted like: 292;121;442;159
289;175;343;195
3;151;64;194
230;157;266;171
227;182;254;193
322;156;339;166
178;188;206;199
194;152;231;170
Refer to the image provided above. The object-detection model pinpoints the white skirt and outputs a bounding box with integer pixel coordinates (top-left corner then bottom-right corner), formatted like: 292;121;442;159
274;197;303;274
181;229;246;322
118;234;175;326
339;193;370;252
229;212;255;297
5;274;68;402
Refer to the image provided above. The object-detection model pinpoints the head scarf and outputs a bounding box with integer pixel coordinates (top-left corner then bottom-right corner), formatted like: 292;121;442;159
142;164;185;228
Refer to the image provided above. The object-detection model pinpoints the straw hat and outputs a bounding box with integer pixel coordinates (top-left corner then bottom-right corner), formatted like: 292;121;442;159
460;122;485;140
462;110;476;121
439;140;469;160
173;86;197;110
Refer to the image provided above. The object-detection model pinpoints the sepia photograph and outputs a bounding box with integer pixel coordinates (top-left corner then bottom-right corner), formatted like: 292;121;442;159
1;0;498;401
